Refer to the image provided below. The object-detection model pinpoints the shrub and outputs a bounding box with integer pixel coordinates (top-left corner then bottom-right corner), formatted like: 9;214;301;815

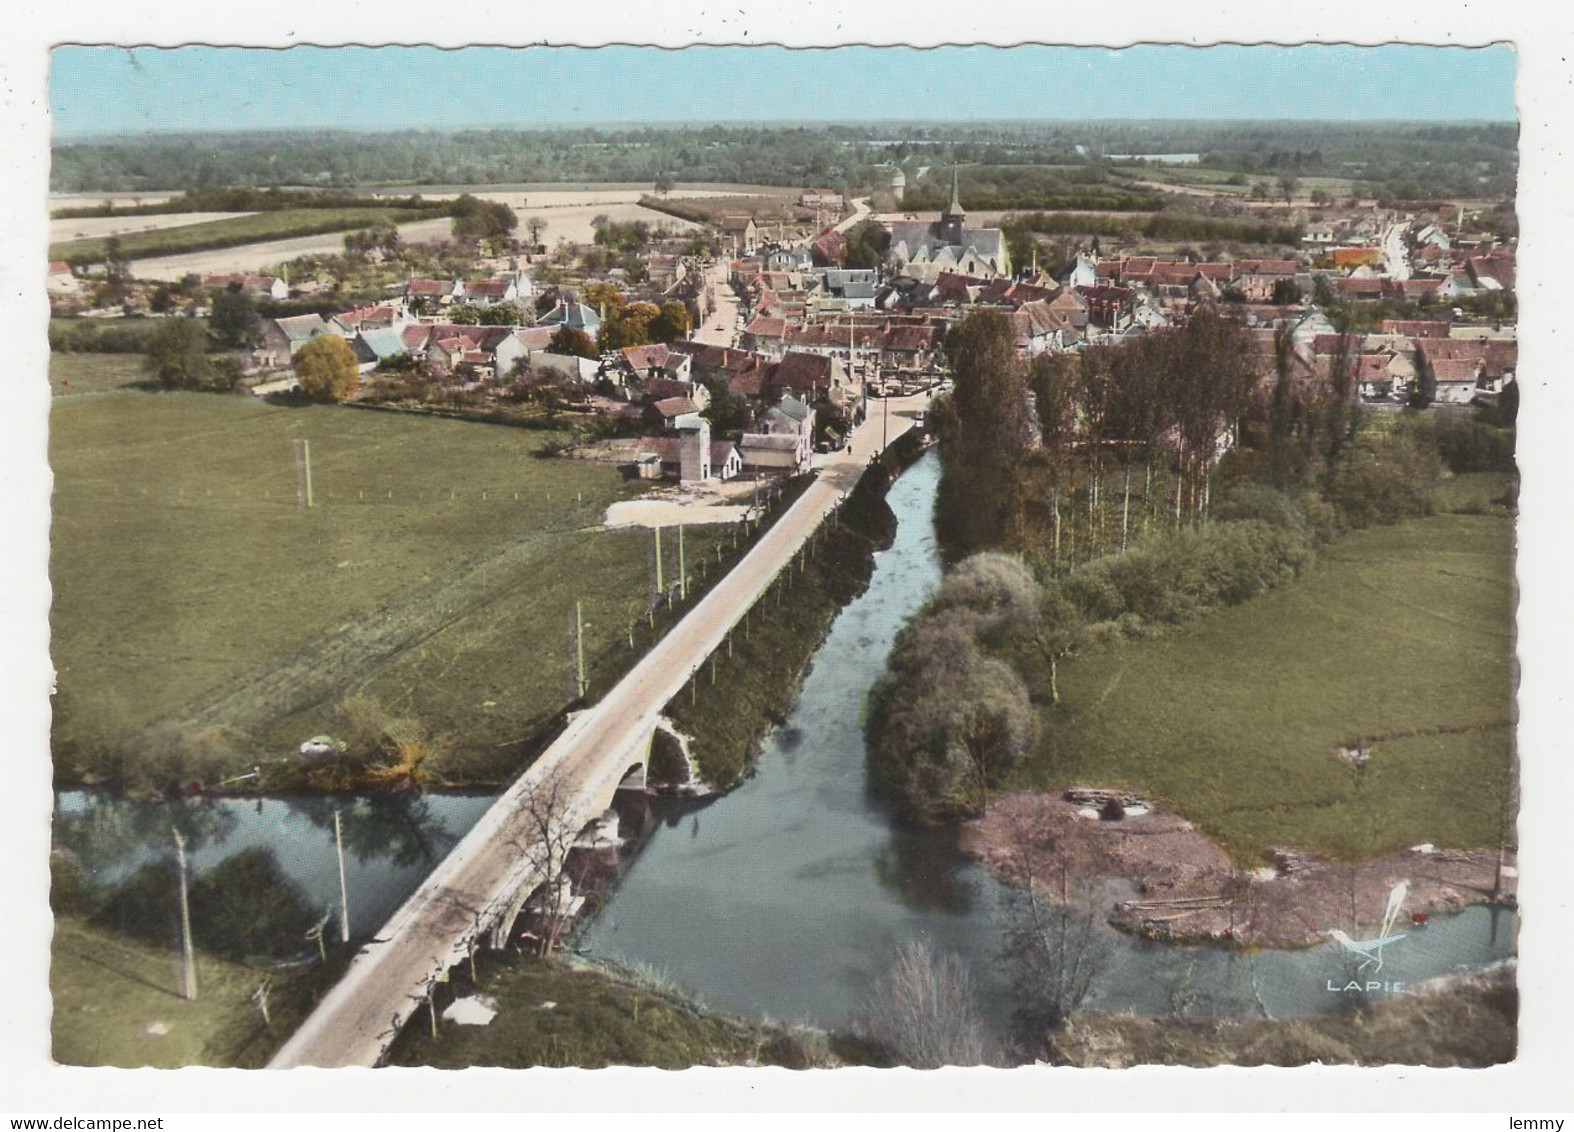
1400;414;1516;474
930;552;1042;639
50;851;99;917
188;848;317;959
868;616;1036;825
1323;431;1443;528
92;859;180;949
854;941;989;1067
294;334;360;402
118;724;242;795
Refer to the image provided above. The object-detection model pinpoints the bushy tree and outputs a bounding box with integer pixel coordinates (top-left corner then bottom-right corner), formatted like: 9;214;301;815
935;310;1033;555
598;302;660;352
294;334;360;402
867;614;1036;825
648;300;692;343
143;317;211;390
451;194;517;243
844;220;892;270
931;552;1042;639
1323;430;1443;528
548;325;597;359
209;289;257;349
188;848;317;959
479;301;524;326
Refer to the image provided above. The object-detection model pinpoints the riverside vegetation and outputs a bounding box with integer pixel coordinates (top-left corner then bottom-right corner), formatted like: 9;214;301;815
867;309;1517;861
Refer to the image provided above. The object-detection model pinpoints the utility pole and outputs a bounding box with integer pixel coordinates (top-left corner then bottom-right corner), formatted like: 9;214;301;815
575;600;587;699
678;525;687;601
173;829;197;1001
294;438;312;512
334;809;350;944
654;526;664;594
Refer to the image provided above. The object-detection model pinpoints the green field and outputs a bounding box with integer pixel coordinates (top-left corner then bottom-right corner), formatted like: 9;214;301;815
49;207;433;264
50;389;723;788
49;352;156;397
1011;508;1516;862
50;916;343;1068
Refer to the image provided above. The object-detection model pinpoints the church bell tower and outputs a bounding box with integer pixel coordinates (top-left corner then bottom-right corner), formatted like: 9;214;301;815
939;165;966;246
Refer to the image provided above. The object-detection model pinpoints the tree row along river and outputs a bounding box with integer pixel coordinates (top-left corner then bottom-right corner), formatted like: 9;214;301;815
52;450;1514;1035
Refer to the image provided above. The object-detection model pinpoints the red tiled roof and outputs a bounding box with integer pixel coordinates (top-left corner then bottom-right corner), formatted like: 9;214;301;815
1235;259;1299;276
462;279;513;299
651;396;699;418
1379;319;1451;338
743;315;790;339
1418;338;1517;380
774;351;835;390
1467;253;1516;290
621;343;674;372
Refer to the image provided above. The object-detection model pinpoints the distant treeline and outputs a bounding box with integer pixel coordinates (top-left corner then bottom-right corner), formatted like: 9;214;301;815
1003;211;1301;247
51;120;1517;201
897;163;1163;212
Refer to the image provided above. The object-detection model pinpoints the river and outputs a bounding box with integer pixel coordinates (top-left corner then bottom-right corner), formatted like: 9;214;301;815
51;448;1515;1033
575;448;1516;1029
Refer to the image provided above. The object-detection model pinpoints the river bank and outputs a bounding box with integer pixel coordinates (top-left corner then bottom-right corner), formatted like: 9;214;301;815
1047;961;1517;1068
664;430;930;788
383;949;885;1070
964;791;1514;948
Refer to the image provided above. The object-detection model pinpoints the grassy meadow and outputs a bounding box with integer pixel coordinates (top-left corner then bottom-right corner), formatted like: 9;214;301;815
49;388;723;787
50;352;157;396
50;916;345;1068
49;206;432;264
1011;505;1516;863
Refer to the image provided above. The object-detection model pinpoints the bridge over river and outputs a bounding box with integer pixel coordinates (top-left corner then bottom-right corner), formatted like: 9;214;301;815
269;393;929;1068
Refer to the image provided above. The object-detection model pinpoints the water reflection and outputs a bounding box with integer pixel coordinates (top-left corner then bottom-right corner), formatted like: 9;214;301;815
53;789;495;939
870;827;977;915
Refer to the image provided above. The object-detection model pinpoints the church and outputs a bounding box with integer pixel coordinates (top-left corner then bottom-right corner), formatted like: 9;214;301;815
885;169;1010;281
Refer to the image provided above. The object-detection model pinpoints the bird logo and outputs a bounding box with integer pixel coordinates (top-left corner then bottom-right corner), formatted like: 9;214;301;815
1327;880;1410;975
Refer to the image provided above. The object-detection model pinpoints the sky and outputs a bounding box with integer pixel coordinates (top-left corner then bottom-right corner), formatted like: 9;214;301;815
48;43;1517;137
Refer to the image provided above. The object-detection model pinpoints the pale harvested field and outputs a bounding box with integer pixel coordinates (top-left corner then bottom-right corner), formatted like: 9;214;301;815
126;217;457;280
433;188;747;208
126;198;705;280
508;202;702;247
49;212;256;242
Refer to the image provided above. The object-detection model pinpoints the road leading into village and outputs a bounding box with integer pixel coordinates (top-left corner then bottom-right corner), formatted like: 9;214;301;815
833;197;872;234
692;259;742;348
1383;221;1412;282
269;393;931;1069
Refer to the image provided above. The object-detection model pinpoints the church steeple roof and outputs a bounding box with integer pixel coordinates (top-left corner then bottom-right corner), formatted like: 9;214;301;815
943;165;964;218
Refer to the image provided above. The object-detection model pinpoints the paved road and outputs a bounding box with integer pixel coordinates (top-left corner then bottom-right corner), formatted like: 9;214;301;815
1382;222;1412;282
833;197;872;234
269;394;930;1068
692;260;742;348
